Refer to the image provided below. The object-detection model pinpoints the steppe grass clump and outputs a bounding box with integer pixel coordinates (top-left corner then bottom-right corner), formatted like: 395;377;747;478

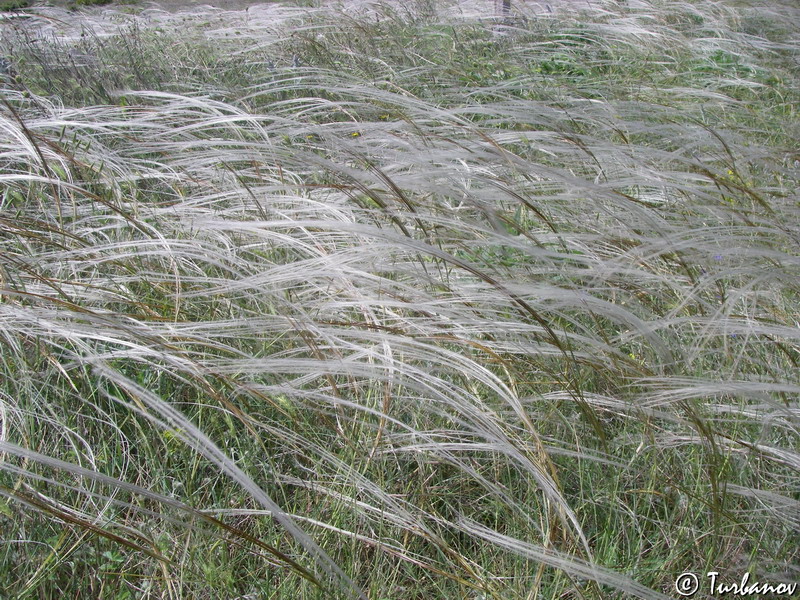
0;0;30;11
1;0;798;598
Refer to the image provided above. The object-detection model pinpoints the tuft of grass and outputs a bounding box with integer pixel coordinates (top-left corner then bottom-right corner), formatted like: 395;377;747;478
1;0;798;598
0;0;29;10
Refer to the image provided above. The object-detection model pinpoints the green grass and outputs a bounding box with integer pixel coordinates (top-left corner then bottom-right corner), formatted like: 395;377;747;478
1;0;798;598
74;0;114;6
0;0;29;10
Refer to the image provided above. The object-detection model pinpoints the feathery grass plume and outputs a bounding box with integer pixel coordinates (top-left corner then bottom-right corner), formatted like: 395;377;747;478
1;0;798;597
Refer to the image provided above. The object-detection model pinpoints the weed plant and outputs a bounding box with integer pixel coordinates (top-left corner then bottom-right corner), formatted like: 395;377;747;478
0;0;798;598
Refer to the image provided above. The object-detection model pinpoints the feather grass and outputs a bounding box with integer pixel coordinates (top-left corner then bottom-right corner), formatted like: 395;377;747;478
1;0;798;597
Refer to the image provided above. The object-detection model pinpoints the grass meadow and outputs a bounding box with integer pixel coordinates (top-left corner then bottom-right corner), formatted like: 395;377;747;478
0;0;798;597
